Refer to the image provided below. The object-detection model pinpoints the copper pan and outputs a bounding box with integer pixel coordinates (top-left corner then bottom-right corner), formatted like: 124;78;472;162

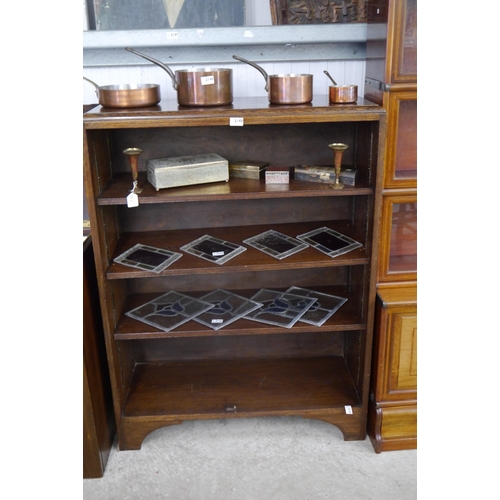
83;77;161;108
324;70;358;104
126;47;233;106
233;55;312;105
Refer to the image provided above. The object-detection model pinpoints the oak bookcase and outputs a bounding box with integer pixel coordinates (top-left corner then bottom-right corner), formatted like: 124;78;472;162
83;96;386;450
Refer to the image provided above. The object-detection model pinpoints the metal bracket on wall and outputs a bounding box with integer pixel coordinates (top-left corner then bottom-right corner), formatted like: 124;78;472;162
365;77;390;92
83;24;367;67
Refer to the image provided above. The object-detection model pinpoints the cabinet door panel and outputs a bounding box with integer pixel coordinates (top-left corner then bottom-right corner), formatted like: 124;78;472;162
373;285;417;401
379;193;417;282
390;312;417;391
385;91;417;188
366;0;417;85
392;0;417;82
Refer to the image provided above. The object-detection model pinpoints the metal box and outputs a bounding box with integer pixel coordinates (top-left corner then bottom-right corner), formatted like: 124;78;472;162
339;167;358;186
229;160;268;179
295;165;335;184
294;165;358;186
147;153;229;190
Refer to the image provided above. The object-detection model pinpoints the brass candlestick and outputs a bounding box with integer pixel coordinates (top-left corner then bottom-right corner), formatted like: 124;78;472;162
328;143;349;189
123;147;143;194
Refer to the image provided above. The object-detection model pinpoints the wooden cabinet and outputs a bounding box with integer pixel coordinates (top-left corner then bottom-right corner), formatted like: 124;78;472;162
83;236;116;477
365;0;417;452
83;96;386;451
368;284;417;452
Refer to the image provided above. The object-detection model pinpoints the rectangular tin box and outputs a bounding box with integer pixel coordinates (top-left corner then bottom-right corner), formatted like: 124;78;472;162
295;165;335;184
147;153;229;190
229;160;268;179
295;165;358;186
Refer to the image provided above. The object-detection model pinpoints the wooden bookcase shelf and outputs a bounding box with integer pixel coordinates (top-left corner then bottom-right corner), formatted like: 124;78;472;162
114;288;365;340
97;175;374;205
106;222;369;279
124;357;361;417
84;96;386;451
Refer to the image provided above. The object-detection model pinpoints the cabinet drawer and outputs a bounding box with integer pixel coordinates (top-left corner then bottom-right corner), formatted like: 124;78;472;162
381;405;417;440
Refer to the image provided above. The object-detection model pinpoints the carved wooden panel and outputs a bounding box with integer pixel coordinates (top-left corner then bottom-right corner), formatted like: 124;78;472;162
271;0;367;25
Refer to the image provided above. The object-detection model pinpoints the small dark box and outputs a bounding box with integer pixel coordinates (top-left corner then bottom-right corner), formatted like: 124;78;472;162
339;167;358;186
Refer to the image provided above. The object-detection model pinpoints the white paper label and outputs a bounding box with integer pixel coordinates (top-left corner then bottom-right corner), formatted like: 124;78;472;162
230;117;244;126
167;31;180;40
344;405;353;415
212;251;225;256
211;319;224;324
126;192;139;208
201;75;215;86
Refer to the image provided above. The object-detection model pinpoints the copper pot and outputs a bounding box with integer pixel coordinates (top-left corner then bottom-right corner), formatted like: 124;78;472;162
233;55;313;105
324;70;358;104
83;77;161;108
126;47;233;107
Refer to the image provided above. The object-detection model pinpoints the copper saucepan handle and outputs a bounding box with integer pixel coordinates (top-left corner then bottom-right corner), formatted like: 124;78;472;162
83;76;100;98
232;55;269;92
323;70;338;86
125;47;178;91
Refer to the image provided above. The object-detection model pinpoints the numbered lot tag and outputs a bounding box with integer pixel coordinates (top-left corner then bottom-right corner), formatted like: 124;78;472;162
127;192;139;208
230;117;244;126
201;76;215;86
166;31;179;40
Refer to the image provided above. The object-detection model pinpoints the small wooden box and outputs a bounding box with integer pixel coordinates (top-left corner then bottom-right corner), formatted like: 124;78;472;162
147;153;229;190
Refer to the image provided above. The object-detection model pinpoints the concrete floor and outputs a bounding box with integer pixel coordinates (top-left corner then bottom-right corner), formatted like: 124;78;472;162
83;416;417;499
